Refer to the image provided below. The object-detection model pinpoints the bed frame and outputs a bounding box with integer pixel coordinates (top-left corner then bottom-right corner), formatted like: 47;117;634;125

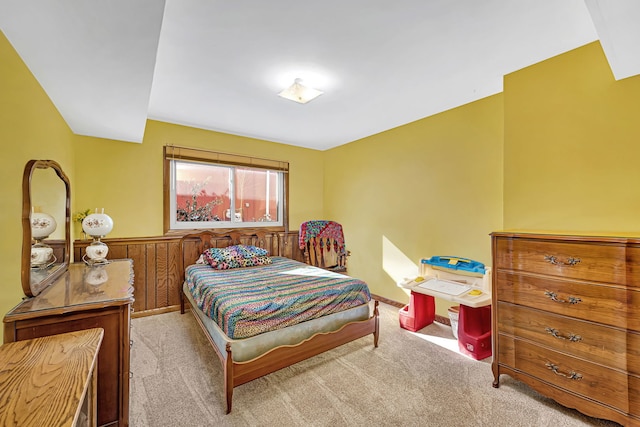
178;230;379;413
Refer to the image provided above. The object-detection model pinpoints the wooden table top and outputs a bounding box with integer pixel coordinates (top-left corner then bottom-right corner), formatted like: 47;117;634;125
4;259;134;322
0;328;103;427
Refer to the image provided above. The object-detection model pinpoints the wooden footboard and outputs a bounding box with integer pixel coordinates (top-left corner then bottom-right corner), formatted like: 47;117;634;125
183;293;379;413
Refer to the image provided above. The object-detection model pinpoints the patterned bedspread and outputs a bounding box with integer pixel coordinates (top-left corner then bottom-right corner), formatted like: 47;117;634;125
185;257;371;339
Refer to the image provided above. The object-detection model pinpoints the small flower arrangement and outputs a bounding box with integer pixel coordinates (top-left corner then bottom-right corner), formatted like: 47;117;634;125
73;208;92;240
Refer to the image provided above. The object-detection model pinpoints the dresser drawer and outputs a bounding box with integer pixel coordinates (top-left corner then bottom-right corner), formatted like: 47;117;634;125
494;237;628;284
495;271;628;328
497;336;629;412
631;374;640;418
631;290;640;332
497;302;627;370
631;331;640;376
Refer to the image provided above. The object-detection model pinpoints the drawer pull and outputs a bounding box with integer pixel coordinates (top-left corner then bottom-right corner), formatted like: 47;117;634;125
545;327;582;342
545;362;583;380
544;291;582;305
544;255;581;267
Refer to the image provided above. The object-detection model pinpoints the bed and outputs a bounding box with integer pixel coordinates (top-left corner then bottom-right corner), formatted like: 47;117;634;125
178;230;379;413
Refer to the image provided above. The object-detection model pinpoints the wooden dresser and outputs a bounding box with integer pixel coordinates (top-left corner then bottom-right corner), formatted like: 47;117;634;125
3;259;134;427
0;328;103;426
491;232;640;426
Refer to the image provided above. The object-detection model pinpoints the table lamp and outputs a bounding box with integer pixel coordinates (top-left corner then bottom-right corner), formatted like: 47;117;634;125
82;208;114;265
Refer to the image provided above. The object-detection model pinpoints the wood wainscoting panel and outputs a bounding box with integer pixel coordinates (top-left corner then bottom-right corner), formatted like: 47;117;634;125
74;231;303;317
145;243;157;311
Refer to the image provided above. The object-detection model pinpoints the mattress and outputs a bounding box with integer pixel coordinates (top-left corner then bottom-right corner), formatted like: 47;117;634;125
183;282;372;362
185;256;371;339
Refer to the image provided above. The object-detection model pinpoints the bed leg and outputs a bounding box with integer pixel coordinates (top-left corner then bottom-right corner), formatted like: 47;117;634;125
225;343;234;414
180;288;185;314
373;300;380;348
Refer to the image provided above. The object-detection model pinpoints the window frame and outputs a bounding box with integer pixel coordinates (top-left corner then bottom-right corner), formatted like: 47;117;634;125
163;145;289;235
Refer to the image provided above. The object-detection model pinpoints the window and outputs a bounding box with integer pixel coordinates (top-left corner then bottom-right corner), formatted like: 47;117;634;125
163;146;288;233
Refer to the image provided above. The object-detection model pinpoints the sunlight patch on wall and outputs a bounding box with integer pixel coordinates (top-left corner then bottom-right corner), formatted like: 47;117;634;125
382;235;418;289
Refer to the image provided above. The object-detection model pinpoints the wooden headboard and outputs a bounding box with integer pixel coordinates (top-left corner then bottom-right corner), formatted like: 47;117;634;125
179;229;292;274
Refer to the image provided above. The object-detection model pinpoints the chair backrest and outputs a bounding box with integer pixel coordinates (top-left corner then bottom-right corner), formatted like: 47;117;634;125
299;220;348;272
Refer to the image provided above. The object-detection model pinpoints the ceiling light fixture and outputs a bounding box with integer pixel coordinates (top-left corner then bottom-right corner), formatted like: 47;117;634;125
278;78;323;104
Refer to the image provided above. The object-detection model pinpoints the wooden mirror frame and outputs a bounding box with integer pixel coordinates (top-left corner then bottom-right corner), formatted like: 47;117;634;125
22;160;71;297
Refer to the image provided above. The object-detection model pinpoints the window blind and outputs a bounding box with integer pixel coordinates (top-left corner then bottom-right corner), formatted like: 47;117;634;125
164;145;289;172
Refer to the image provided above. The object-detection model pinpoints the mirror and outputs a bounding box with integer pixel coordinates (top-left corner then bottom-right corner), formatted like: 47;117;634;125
22;160;71;297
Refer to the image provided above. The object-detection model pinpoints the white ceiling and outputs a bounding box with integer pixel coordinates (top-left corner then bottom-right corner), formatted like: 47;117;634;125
1;0;639;151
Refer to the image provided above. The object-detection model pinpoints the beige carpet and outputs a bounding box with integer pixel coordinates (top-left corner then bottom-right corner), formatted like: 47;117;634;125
129;302;621;427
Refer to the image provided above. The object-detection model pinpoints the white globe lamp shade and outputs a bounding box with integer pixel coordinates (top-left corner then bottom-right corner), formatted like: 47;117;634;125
31;212;57;240
82;210;114;239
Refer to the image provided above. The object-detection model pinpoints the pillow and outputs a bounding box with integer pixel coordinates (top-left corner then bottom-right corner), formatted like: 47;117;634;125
202;245;272;270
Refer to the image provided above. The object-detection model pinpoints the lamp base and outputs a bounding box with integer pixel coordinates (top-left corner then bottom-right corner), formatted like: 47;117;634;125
83;241;110;266
31;242;57;269
82;255;110;266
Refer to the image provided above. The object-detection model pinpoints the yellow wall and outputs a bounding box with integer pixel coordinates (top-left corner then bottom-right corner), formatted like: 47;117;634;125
323;95;504;315
504;42;640;232
73;121;325;238
0;30;75;341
